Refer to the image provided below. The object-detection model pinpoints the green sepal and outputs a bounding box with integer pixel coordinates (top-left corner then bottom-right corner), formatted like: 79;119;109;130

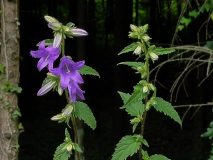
66;22;75;28
74;102;97;130
73;143;83;153
79;65;100;77
153;97;182;126
111;135;142;160
118;42;138;55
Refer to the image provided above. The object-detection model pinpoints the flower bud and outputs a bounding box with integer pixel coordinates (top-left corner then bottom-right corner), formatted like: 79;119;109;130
48;22;61;31
44;16;58;23
53;32;62;48
133;46;142;55
51;114;63;121
149;52;158;61
62;105;73;117
37;81;56;96
143;86;148;93
142;35;151;42
130;24;137;32
66;144;73;152
70;28;88;36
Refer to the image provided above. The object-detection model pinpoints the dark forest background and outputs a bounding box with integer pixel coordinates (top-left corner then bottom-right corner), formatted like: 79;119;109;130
18;0;213;160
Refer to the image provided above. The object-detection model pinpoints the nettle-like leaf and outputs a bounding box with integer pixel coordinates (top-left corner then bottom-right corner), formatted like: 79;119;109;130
122;83;146;108
111;135;141;160
153;48;175;55
118;42;138;55
180;17;191;27
74;102;96;130
118;91;131;104
149;154;171;160
79;65;100;77
188;10;199;18
53;143;71;160
118;62;145;71
153;97;182;126
125;101;144;117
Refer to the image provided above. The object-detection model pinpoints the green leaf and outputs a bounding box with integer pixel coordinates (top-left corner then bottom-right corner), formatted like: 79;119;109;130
153;97;182;126
178;25;184;31
204;41;213;50
0;65;5;73
53;142;71;160
118;91;131;104
188;10;199;18
142;138;149;147
66;22;75;28
73;143;83;153
79;65;100;77
153;48;175;55
125;101;144;117
37;39;53;46
118;42;138;55
65;128;71;139
122;84;145;108
111;135;141;160
149;154;171;160
74;102;96;130
118;62;145;71
180;17;191;26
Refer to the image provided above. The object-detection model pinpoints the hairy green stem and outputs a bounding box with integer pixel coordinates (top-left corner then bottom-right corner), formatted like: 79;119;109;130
139;41;150;160
65;90;81;160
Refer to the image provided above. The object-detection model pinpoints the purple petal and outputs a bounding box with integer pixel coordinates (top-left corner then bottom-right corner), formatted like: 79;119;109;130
39;40;45;50
74;61;85;70
37;57;49;71
60;71;70;89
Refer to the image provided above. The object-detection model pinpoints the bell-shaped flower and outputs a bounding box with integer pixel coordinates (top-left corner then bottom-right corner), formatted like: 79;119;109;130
50;56;85;103
68;80;85;103
65;28;88;38
30;40;60;71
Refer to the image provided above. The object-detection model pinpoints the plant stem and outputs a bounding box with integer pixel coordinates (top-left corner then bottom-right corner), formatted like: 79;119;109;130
65;90;81;160
139;42;150;160
62;38;80;160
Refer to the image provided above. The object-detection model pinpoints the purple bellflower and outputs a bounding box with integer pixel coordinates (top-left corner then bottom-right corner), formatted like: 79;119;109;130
30;40;60;71
50;56;85;103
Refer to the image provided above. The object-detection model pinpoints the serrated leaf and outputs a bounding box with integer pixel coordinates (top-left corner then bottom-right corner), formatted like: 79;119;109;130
118;62;145;71
53;143;71;160
153;48;175;55
74;102;96;130
149;154;171;160
65;128;71;139
125;101;144;116
153;97;182;126
122;84;145;108
118;91;131;104
118;42;138;55
111;135;141;160
79;65;100;77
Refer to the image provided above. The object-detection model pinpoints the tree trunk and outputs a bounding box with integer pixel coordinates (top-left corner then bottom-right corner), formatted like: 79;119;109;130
0;0;20;160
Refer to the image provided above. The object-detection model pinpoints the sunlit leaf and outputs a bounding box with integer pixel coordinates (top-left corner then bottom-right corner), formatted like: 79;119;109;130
118;42;138;55
79;65;100;77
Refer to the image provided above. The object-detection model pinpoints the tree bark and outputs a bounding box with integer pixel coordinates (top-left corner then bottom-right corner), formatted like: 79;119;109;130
0;0;20;160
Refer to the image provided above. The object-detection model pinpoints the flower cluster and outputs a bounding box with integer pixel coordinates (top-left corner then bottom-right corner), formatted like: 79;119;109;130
30;16;88;104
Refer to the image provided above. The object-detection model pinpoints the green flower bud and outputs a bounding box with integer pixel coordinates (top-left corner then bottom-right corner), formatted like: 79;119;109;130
133;46;142;55
51;114;63;121
62;105;73;117
143;86;149;93
66;144;73;152
48;22;61;31
130;24;137;32
142;35;151;42
149;52;159;61
44;15;58;23
53;32;62;48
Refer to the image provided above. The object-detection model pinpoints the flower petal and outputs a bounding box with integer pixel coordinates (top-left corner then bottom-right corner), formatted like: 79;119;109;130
53;33;62;48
